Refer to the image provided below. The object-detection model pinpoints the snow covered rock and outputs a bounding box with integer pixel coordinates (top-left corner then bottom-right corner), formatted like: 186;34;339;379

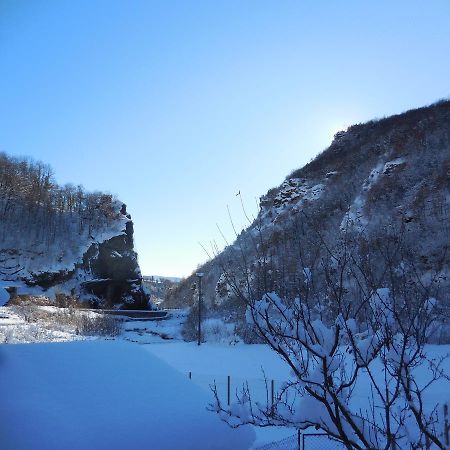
0;194;148;308
0;152;149;308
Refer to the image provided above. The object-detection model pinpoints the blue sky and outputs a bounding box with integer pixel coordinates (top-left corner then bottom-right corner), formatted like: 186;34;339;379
1;1;450;277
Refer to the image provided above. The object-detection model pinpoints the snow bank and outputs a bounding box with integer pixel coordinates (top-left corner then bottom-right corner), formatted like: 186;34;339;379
0;341;255;450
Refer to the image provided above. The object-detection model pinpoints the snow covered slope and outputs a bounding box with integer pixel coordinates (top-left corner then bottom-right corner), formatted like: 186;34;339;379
167;100;450;336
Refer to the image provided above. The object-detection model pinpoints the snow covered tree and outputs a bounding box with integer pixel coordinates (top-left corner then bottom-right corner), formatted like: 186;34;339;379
211;227;450;449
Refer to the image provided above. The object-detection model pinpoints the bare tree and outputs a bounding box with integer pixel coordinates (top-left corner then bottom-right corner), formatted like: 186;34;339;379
210;225;450;449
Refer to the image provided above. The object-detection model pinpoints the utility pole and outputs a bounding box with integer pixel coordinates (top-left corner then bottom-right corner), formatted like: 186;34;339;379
196;272;204;346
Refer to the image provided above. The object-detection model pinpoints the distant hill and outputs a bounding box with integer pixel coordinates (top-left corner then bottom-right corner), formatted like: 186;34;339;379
165;100;450;339
142;276;181;306
0;152;149;309
143;275;182;283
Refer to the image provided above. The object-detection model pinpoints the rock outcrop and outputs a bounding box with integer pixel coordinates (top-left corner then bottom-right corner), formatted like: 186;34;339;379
79;205;148;308
1;203;149;308
0;151;150;308
166;99;450;332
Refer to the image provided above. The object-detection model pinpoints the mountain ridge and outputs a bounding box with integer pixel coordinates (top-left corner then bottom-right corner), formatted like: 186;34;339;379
165;99;450;339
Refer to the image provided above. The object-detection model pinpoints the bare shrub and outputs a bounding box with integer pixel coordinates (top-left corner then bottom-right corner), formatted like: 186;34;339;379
50;309;122;336
10;302;122;337
8;295;53;307
11;302;38;323
74;312;122;336
182;302;202;341
54;293;83;308
202;318;240;345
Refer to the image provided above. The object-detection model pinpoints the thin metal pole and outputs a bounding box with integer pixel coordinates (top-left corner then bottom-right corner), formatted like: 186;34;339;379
227;375;231;406
197;275;202;346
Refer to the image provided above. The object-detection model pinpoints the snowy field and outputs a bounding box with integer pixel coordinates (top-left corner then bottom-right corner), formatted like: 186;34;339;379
1;306;449;449
145;342;298;448
0;306;296;448
0;340;255;450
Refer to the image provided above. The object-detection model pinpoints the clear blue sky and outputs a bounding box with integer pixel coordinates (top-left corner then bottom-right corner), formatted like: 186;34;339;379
1;1;449;277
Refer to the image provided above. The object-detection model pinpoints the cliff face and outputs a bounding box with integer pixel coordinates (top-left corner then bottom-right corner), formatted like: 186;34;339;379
77;205;148;309
167;100;450;327
0;152;149;308
0;202;149;308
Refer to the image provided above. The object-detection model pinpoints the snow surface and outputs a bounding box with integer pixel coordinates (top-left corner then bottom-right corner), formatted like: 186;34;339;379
145;342;292;380
145;342;295;448
2;306;449;448
0;306;292;448
122;309;188;343
340;161;385;231
0;340;255;450
0;307;85;343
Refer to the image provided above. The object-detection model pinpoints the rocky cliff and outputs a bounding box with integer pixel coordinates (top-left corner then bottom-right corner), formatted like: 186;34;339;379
0;153;149;308
76;204;149;309
166;100;450;337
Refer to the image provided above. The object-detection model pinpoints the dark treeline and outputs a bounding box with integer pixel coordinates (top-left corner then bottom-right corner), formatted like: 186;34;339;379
0;152;120;247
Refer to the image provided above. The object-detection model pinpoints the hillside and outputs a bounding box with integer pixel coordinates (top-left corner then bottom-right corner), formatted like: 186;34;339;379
142;276;180;306
0;152;149;309
165;100;450;339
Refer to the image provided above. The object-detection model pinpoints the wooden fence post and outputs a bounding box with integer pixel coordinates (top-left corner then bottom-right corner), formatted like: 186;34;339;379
444;403;449;447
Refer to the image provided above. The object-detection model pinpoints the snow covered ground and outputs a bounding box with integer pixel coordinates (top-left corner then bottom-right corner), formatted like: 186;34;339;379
0;340;255;450
0;306;85;343
144;342;298;448
1;306;449;449
122;309;187;343
0;307;298;448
